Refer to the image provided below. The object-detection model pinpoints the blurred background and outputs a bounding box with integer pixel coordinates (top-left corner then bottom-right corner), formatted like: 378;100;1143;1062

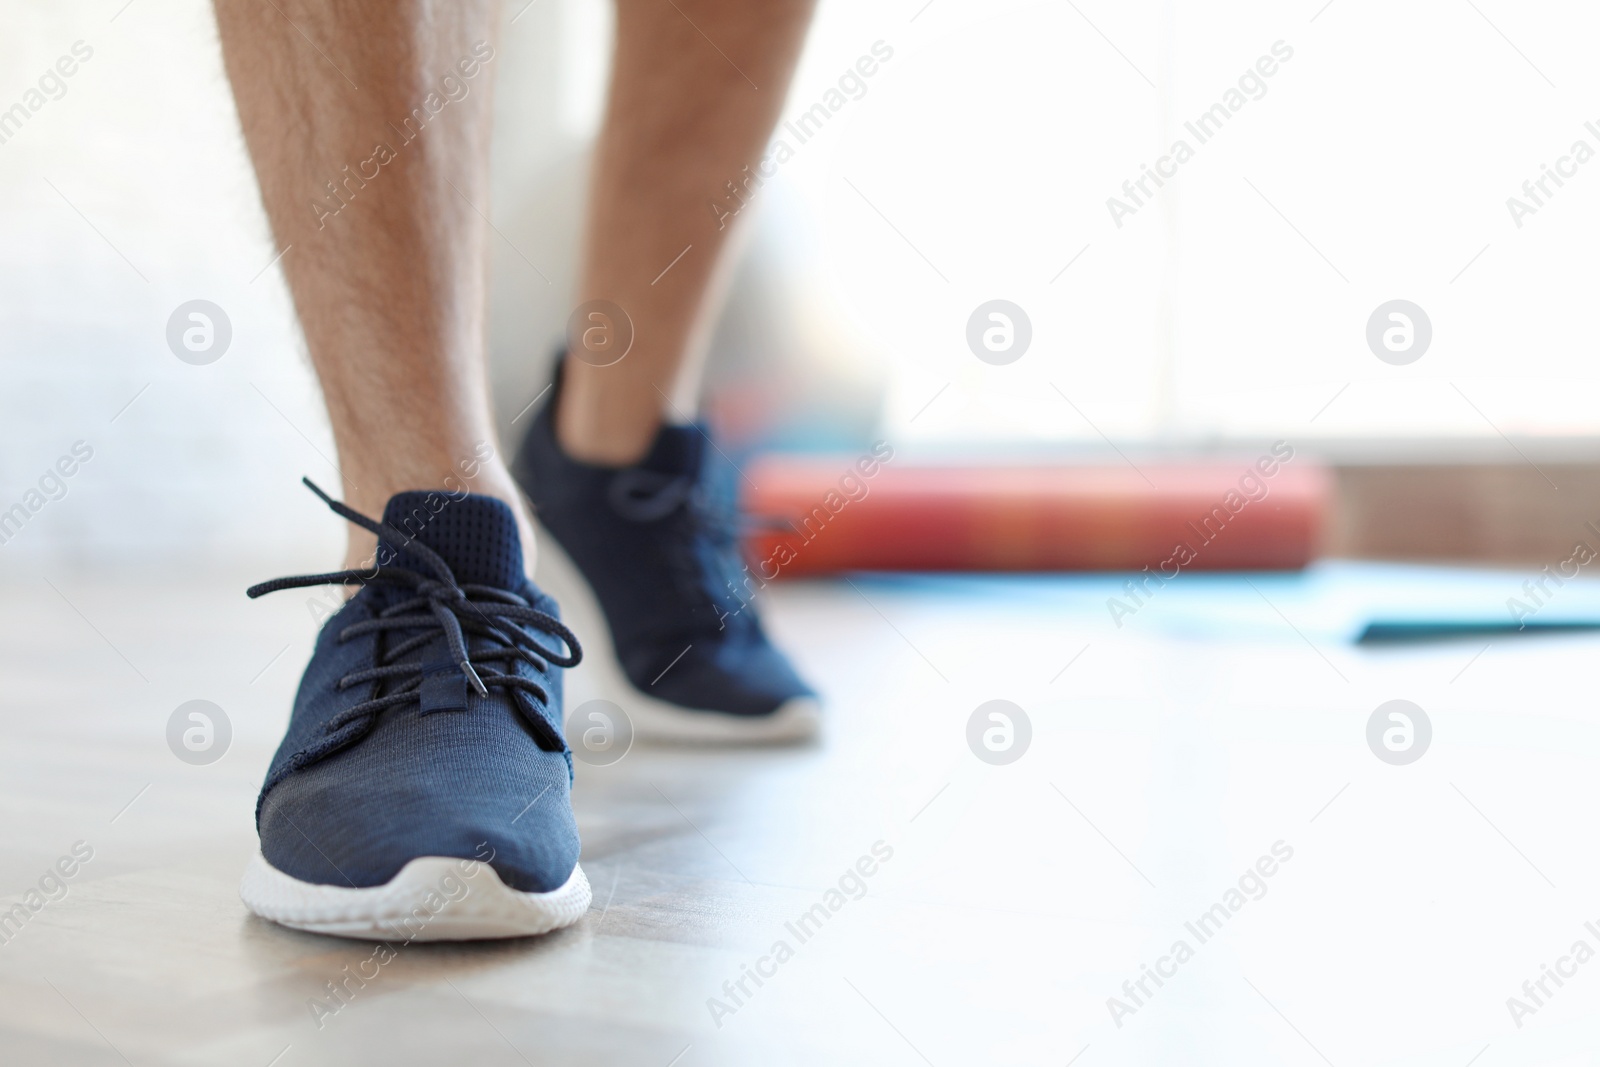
6;0;1600;580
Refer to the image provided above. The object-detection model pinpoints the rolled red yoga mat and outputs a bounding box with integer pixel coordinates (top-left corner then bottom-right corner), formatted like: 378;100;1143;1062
740;448;1330;576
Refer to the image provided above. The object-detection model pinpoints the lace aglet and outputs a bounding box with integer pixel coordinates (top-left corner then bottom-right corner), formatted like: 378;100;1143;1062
461;660;489;697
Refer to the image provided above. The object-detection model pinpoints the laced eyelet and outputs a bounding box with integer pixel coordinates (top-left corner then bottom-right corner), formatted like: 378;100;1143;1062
246;484;584;735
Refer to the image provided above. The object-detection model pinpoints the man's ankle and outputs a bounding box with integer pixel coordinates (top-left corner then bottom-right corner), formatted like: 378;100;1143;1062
554;364;664;467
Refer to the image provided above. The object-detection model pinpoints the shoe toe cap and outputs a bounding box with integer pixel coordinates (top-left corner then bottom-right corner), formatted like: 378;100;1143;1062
635;636;814;717
258;751;580;894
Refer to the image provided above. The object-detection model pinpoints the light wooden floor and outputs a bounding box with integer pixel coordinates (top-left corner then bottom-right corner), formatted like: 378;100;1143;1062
2;566;1599;1065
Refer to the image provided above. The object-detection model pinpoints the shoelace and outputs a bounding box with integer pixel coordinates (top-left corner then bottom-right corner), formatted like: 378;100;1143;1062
247;479;581;746
608;467;788;539
606;466;777;628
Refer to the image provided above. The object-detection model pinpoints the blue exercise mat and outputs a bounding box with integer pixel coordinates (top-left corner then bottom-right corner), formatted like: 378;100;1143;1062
846;562;1600;644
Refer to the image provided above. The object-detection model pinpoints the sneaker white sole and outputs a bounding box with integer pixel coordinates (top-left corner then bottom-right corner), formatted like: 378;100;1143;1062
531;516;821;745
240;853;591;941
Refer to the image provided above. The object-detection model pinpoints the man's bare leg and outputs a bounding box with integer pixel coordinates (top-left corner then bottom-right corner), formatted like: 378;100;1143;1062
213;0;521;570
556;0;817;465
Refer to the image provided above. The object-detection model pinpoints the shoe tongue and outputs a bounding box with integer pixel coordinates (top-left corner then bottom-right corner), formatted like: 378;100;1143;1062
638;423;704;477
377;491;524;589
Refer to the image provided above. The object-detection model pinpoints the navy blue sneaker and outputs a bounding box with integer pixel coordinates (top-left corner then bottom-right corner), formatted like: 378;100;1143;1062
238;480;591;940
512;363;819;743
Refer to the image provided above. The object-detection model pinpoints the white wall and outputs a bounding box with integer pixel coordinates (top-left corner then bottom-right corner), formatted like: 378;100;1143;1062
7;0;1597;572
1;1;337;575
0;0;607;575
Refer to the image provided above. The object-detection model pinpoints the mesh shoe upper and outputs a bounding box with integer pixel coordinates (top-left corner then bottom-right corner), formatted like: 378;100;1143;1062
252;487;582;893
513;364;815;718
